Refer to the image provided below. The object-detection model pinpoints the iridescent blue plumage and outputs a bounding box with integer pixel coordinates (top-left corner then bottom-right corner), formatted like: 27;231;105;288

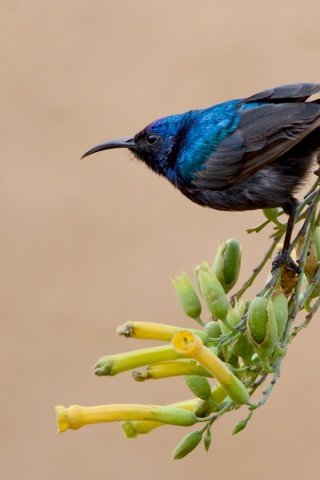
82;83;320;271
177;100;241;183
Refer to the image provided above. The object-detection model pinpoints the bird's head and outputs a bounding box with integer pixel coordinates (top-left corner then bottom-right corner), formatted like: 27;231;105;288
82;112;193;184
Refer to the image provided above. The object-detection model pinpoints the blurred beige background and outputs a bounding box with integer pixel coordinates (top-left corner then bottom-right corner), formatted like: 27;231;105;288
2;1;320;479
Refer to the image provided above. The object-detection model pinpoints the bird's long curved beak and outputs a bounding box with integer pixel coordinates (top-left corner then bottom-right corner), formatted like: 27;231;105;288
81;137;136;159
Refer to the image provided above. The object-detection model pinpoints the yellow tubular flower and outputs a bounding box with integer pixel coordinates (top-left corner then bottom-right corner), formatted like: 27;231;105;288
138;360;211;380
172;331;251;405
55;404;198;433
122;385;227;437
121;399;199;437
94;344;182;376
117;321;208;343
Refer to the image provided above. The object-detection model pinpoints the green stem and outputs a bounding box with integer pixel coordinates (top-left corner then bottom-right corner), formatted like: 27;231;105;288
298;265;320;309
234;237;279;300
291;295;320;339
248;182;320;414
246;218;270;234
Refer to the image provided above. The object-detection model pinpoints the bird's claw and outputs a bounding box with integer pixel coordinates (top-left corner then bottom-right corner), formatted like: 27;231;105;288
271;251;301;274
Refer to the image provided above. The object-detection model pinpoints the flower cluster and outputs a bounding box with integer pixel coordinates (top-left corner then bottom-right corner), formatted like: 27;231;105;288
55;178;320;459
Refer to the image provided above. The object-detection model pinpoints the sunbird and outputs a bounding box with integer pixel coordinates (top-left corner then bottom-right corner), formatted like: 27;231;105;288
82;83;320;271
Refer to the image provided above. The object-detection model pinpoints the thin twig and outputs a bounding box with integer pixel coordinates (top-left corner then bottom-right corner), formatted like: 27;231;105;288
234;237;279;300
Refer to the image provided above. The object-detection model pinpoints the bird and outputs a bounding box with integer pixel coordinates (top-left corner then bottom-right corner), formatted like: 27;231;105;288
82;83;320;272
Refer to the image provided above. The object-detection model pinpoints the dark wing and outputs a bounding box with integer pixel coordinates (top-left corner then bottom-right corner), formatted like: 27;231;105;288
242;82;320;104
193;99;320;190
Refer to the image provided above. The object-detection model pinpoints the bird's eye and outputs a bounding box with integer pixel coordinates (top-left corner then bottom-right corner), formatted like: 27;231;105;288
146;133;158;145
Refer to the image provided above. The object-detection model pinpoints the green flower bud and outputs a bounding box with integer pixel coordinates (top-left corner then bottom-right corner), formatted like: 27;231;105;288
218;320;229;336
248;297;268;344
247;297;278;371
122;421;138;438
232;418;248;435
221;299;247;336
204;320;222;338
263;208;279;222
232;333;254;364
212;239;241;292
194;400;213;418
203;429;212;452
234;298;247;317
226;305;240;328
194;261;211;292
271;290;288;340
185;375;212;400
197;264;229;320
172;431;203;460
172;272;202;319
217;307;237;336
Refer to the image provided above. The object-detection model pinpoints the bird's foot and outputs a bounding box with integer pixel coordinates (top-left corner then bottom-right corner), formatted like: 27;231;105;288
271;251;301;274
